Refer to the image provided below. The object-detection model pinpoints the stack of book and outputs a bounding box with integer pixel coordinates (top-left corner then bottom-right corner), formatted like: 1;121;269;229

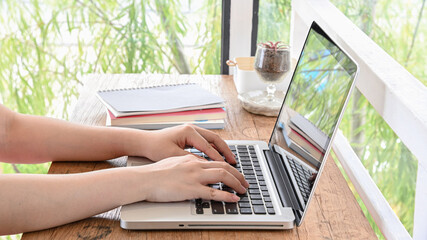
96;83;226;130
279;114;329;168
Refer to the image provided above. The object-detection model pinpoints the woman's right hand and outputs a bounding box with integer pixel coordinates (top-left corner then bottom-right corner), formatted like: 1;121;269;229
134;155;249;203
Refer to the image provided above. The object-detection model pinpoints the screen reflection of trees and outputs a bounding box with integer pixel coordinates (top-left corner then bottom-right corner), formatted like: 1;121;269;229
285;31;356;139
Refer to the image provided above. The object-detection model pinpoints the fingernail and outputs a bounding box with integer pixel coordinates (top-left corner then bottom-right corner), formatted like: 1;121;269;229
244;180;249;188
232;195;240;202
240;185;247;192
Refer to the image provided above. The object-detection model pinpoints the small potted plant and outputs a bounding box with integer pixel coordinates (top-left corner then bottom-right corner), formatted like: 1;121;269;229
253;41;291;109
254;41;291;83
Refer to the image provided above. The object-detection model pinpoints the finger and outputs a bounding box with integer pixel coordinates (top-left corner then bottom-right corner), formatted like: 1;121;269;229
191;125;236;164
200;168;247;194
200;161;249;188
200;186;240;202
182;125;224;162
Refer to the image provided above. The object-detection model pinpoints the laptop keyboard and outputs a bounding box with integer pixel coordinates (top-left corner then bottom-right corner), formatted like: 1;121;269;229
287;156;314;204
190;145;275;215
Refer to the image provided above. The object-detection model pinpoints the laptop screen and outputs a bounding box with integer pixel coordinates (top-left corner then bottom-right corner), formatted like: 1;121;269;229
268;22;357;223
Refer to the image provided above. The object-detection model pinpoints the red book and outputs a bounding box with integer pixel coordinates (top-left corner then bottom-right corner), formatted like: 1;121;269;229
108;108;226;125
288;128;324;160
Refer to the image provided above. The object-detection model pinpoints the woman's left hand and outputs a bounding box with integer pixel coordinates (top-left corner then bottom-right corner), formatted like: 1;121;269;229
130;124;236;164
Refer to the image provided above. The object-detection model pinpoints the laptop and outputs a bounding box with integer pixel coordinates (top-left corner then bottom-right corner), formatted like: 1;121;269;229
120;21;359;230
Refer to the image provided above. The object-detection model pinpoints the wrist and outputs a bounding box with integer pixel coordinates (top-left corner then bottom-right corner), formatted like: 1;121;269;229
119;166;151;205
115;128;150;158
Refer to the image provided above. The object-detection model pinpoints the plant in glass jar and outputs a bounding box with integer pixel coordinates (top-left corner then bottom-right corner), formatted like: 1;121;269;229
253;41;291;108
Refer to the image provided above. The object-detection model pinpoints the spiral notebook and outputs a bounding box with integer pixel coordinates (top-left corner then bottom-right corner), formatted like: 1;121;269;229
97;83;225;117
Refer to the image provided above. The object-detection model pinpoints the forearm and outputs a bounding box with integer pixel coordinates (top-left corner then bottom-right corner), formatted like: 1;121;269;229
1;109;149;163
0;167;147;235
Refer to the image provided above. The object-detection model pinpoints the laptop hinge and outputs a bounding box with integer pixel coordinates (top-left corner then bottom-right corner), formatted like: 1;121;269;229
264;149;303;224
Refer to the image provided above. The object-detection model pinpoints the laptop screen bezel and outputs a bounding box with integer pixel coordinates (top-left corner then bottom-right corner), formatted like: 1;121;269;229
267;21;359;226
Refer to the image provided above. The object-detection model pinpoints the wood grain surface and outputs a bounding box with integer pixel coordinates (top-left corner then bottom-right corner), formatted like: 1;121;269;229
21;74;377;240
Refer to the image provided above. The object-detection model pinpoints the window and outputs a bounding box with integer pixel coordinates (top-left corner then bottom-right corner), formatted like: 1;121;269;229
257;0;291;44
0;0;221;171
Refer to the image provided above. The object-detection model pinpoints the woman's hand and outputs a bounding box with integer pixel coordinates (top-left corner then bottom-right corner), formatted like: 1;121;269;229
132;124;236;164
134;154;248;202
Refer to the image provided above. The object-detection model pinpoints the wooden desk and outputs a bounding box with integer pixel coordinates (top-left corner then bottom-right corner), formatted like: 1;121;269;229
22;74;376;239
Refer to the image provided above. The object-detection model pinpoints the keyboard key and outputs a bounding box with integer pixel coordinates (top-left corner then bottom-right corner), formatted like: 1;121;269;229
251;200;264;205
249;189;261;194
240;207;252;214
202;202;210;208
189;148;199;153
262;191;270;197
253;205;266;214
260;186;268;191
248;179;258;184
240;160;251;165
245;174;256;179
258;176;264;181
264;197;271;202
196;207;204;214
211;201;224;214
243;170;255;175
229;145;236;151
265;202;273;208
267;208;275;214
249;184;259;189
195;199;202;208
225;203;238;214
250;194;262;200
242;166;253;170
240;196;250;202
238;202;251;208
258;181;266;186
256;171;263;176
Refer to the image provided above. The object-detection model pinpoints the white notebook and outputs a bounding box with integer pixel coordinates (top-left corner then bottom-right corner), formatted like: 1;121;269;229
97;83;225;117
